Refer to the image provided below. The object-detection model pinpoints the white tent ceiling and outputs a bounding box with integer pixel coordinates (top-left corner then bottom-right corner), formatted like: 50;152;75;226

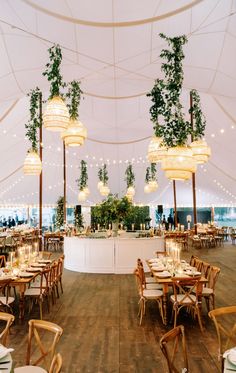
0;0;236;208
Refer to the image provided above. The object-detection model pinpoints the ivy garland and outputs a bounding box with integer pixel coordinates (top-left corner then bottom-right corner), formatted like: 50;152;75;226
145;167;151;183
189;89;206;140
125;164;135;188
55;196;64;229
150;163;157;181
43;44;66;99
146;78;165;137
77;160;88;191
159;33;192;147
148;33;192;148
66;80;83;120
25;87;42;152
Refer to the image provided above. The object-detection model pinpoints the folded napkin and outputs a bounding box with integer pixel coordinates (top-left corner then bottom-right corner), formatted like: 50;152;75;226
149;259;159;263
151;266;166;272
156;271;171;278
223;347;236;365
0;345;14;360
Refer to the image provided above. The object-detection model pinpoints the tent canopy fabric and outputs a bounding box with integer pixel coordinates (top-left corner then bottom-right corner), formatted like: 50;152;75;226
0;0;236;207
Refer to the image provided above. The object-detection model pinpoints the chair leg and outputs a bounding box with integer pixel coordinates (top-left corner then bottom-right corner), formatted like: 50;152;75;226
196;306;204;332
39;300;43;320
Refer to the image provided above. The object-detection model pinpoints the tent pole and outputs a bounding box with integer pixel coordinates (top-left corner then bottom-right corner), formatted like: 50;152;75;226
190;91;198;235
39;92;43;250
63;141;66;225
173;180;177;228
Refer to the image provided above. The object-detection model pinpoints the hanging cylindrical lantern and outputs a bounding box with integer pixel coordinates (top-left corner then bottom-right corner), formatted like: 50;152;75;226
43;96;69;132
97;181;103;190
144;184;151;193
161;146;197;181
147;136;167;163
127;186;135;197
190;139;211;164
83;186;90;196
23;150;42;176
78;190;86;202
148;180;158;192
100;184;110;196
61;119;87;146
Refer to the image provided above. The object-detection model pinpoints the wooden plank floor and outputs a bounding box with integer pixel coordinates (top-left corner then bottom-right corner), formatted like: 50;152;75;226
9;241;236;372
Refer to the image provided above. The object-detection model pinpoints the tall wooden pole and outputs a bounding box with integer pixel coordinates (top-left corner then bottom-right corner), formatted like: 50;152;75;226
173;180;177;228
63;141;66;225
39;92;43;250
190;91;198;235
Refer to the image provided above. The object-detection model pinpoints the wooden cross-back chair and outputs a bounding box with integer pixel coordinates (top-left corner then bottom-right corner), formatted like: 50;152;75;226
0;312;15;346
160;325;189;373
0;278;15;314
49;353;62;373
15;319;63;372
202;266;220;311
209;306;236;372
136;259;162;290
170;276;203;332
27;319;63;368
0;255;6;268
134;269;164;325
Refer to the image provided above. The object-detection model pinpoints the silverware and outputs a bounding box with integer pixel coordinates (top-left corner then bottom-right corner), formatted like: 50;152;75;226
0;361;10;364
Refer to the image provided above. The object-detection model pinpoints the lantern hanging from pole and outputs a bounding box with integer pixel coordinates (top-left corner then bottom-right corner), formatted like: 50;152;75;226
147;136;167;163
190;139;211;164
126;186;135;197
148;180;158;192
97;181;103;190
61;119;87;146
43;96;69;132
78;190;86;202
100;184;110;196
23;150;42;176
161;146;197;181
83;186;90;196
144;184;151;193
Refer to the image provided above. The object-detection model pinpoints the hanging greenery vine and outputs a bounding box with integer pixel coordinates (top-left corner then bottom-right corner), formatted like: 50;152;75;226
145;167;151;183
125;164;135;188
146;78;166;137
76;160;88;191
25;87;42;151
189;89;206;140
74;205;83;229
55;196;64;229
43;44;66;99
150;163;157;181
159;33;192;147
66;80;83;120
100;164;109;185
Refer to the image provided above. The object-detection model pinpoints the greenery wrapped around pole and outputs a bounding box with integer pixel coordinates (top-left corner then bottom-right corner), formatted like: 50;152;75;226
55;196;64;229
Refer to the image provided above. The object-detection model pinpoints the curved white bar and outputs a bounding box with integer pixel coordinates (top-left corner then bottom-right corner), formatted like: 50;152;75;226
64;236;164;274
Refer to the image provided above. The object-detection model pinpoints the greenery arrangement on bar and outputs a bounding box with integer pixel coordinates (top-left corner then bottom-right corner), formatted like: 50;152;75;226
91;194;132;227
55;196;64;229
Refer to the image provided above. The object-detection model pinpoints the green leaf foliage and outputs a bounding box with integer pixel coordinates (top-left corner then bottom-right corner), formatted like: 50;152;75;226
25;87;42;151
98;164;109;185
66;80;83;120
91;195;132;226
76;160;88;191
125;164;135;188
43;44;66;99
150;163;157;181
55;196;64;229
189;89;206;140
145;167;151;183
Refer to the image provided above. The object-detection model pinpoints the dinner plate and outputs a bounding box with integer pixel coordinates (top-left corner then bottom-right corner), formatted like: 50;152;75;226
228;349;236;366
151;266;166;272
19;272;34;278
185;270;201;276
31;263;46;267
38;259;51;264
156;271;171;278
26;268;42;272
